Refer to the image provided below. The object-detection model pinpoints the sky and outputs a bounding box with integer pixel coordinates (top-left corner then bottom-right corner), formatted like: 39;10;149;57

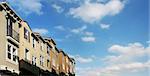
5;0;150;76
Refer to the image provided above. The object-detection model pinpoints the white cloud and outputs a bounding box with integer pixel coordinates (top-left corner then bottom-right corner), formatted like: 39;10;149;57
103;42;149;64
54;25;65;31
76;61;149;76
71;25;87;34
81;36;96;42
100;62;150;76
84;31;93;36
52;4;64;13
33;28;49;35
76;56;93;63
70;26;96;43
147;40;150;46
76;42;150;76
76;67;101;76
61;0;74;3
69;54;94;63
69;0;125;23
8;0;43;15
100;23;110;29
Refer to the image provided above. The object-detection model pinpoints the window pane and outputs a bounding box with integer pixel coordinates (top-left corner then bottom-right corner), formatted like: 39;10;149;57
13;55;16;62
13;48;16;62
8;45;11;52
8;53;11;59
7;45;11;59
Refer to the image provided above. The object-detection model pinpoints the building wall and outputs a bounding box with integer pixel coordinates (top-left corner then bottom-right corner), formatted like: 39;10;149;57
19;22;51;71
58;52;66;74
19;21;32;62
36;39;47;70
0;2;75;76
49;41;59;74
0;7;20;74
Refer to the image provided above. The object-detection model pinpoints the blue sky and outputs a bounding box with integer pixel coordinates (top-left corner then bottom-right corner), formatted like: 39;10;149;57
6;0;149;76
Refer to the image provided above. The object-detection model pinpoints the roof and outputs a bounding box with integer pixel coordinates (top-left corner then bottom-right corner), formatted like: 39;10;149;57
31;33;39;41
43;37;56;45
55;47;59;52
59;49;67;56
0;2;23;23
33;32;45;43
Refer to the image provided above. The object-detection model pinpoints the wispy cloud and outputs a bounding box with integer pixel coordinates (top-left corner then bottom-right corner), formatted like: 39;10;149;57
84;31;93;36
54;25;65;31
52;4;64;13
8;0;43;15
100;23;110;29
70;25;96;42
71;25;87;34
69;0;125;23
32;28;49;35
81;36;96;42
69;54;95;63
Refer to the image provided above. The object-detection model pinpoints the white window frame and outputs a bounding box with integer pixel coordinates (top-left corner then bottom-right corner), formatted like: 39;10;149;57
32;37;36;48
12;47;17;62
6;43;18;64
40;55;44;66
7;44;11;60
32;56;36;65
47;45;51;55
62;56;65;70
25;48;30;60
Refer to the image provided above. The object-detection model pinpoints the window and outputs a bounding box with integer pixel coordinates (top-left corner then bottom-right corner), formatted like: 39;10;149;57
40;42;43;51
62;56;65;70
52;55;56;67
12;48;17;62
7;18;13;35
47;46;50;54
66;57;68;64
40;55;44;66
24;28;30;42
7;44;11;59
25;49;29;60
69;62;72;72
32;37;36;48
47;59;50;68
32;56;36;65
7;43;18;63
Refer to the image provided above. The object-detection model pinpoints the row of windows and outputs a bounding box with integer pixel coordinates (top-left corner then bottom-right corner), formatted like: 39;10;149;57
7;42;72;71
24;29;52;57
31;55;50;68
23;28;69;70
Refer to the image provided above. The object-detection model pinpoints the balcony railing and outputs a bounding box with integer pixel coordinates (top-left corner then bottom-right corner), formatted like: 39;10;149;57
7;27;19;42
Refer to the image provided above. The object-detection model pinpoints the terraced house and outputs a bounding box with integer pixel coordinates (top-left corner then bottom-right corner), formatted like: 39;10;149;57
0;2;75;76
